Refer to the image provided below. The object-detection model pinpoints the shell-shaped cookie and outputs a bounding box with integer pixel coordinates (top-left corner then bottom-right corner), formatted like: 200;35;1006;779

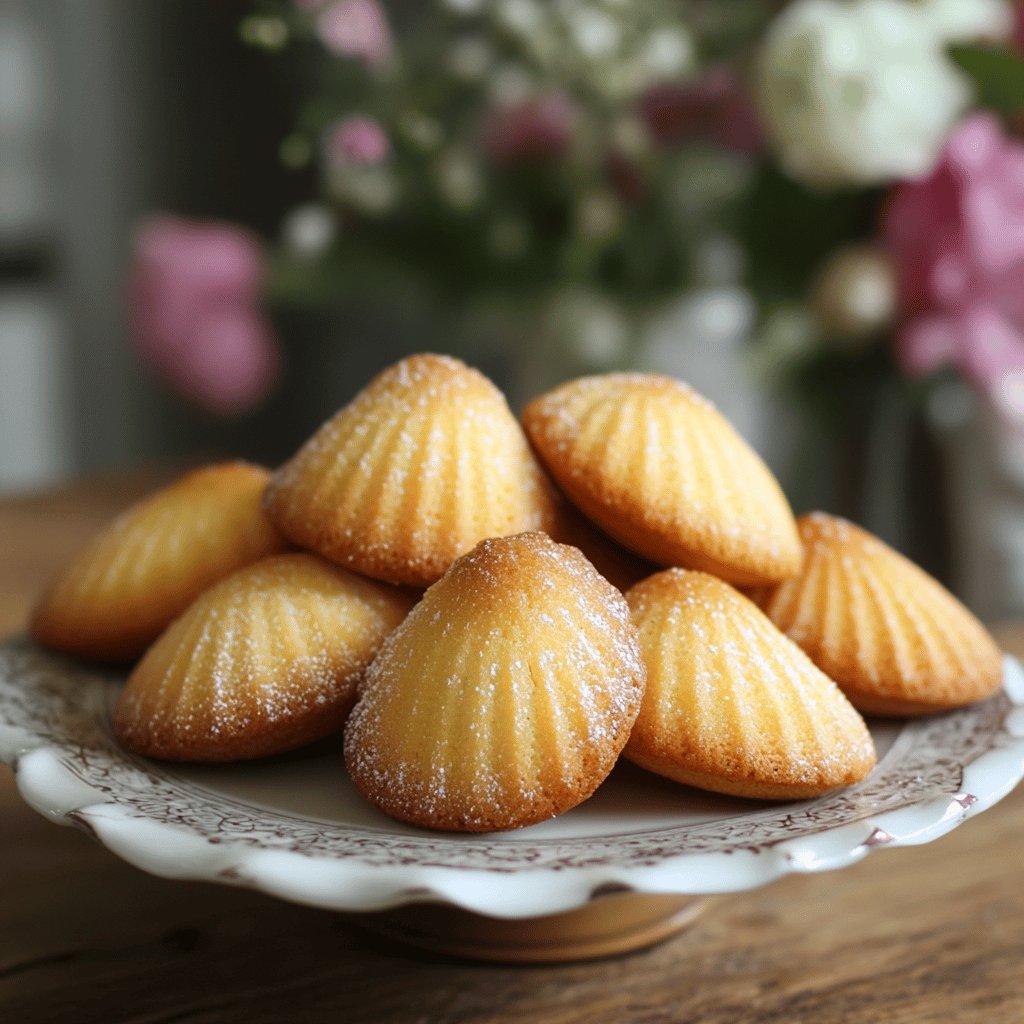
114;554;414;761
751;513;1003;716
521;373;801;586
344;532;646;832
265;353;560;587
31;462;289;662
625;569;876;799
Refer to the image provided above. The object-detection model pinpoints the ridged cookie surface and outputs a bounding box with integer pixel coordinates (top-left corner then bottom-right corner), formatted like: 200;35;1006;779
521;373;801;586
344;532;646;831
625;569;876;799
114;554;413;761
751;513;1003;716
31;462;288;662
265;354;559;587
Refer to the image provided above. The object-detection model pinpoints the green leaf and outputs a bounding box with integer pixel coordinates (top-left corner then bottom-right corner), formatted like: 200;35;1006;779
736;168;879;304
951;45;1024;118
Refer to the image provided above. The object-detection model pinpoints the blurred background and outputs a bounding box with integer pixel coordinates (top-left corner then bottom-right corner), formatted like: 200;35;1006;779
3;0;1024;618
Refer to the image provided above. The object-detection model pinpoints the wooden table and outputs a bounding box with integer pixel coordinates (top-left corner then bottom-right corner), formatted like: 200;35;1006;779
3;473;1024;1023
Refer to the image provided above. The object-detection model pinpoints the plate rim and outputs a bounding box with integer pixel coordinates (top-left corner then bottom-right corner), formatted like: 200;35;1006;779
3;635;1024;919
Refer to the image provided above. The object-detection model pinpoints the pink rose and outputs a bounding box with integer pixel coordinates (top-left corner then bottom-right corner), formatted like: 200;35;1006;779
325;115;390;167
640;66;763;156
128;217;280;415
483;94;575;166
316;0;392;67
883;113;1024;389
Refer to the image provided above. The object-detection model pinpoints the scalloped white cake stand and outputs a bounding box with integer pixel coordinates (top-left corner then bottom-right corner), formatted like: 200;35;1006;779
3;636;1024;962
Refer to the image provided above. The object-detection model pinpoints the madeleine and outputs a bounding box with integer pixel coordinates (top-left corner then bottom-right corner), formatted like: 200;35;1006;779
266;354;560;588
31;462;288;662
114;554;413;761
751;513;1003;716
345;533;646;831
625;569;876;799
522;373;800;587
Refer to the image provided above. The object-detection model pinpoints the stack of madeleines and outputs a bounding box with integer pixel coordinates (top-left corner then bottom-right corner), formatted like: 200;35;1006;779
29;354;1003;832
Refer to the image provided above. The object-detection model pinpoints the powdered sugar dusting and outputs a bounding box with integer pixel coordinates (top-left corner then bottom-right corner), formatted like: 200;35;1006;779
530;372;717;426
267;355;556;586
522;372;800;582
116;554;411;759
776;512;1003;710
345;532;645;831
627;568;875;792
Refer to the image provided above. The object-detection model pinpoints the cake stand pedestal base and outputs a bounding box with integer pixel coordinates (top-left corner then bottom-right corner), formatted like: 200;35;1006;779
351;893;710;963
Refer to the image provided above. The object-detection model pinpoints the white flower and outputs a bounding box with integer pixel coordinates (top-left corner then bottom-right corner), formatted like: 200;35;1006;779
435;149;484;210
641;27;694;78
577;190;621;241
499;0;546;37
918;0;1011;42
811;244;896;344
281;204;336;258
567;7;620;58
328;165;398;214
757;0;995;188
992;370;1024;426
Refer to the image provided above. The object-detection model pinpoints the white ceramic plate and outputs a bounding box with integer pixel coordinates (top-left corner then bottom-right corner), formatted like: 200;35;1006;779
3;635;1024;920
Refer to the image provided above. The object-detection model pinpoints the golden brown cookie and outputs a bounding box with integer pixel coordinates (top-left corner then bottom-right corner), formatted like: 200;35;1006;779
521;373;801;586
344;532;646;832
265;354;560;588
625;569;876;799
31;462;288;662
751;513;1003;716
113;553;413;762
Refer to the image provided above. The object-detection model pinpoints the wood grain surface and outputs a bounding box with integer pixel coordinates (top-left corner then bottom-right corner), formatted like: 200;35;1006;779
2;471;1024;1023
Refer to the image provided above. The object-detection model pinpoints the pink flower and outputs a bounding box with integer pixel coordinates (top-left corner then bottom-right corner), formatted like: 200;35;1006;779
883;113;1024;390
483;94;576;166
128;217;280;415
640;66;763;156
325;115;390;167
316;0;392;67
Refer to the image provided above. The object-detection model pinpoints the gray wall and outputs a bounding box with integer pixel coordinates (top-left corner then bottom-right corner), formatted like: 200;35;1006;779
0;1;306;492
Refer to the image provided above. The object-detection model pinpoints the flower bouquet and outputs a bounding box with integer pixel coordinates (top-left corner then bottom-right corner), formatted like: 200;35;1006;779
128;0;1024;534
